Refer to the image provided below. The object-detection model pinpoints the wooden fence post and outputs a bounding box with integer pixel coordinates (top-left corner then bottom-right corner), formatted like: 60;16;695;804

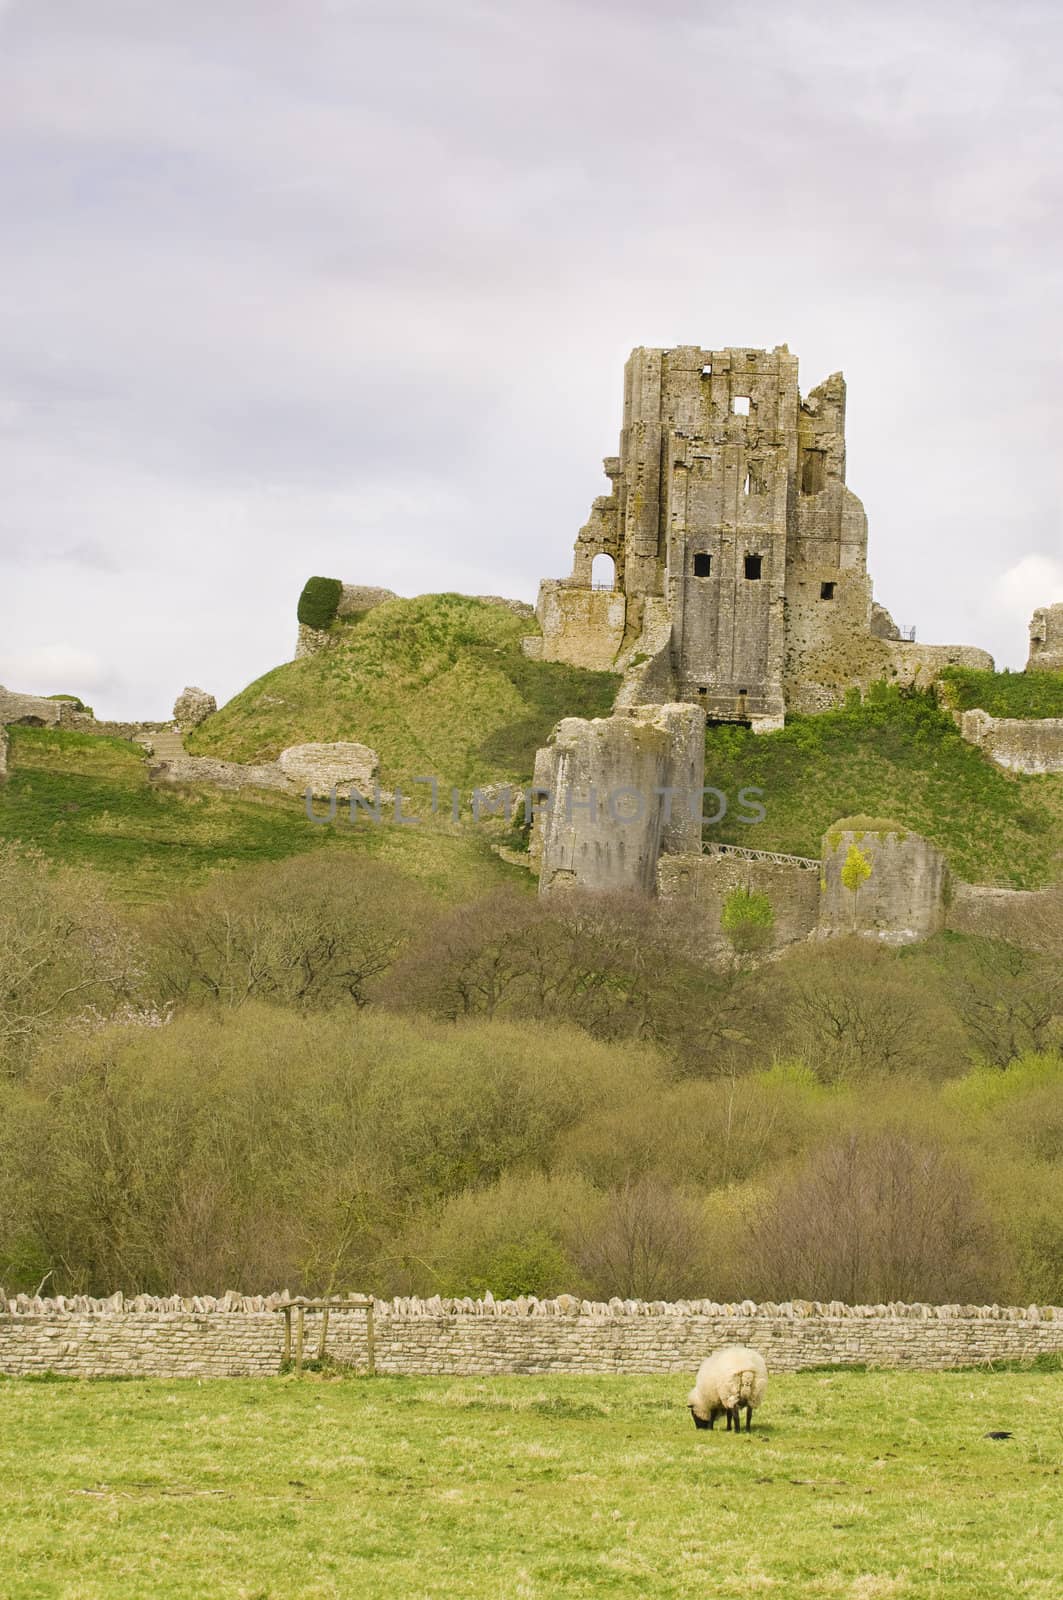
365;1298;376;1376
295;1302;305;1376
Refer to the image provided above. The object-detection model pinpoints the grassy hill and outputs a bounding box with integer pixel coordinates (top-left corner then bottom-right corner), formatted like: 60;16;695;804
187;593;622;790
704;686;1063;887
938;664;1063;719
0;726;530;902
4;599;1062;896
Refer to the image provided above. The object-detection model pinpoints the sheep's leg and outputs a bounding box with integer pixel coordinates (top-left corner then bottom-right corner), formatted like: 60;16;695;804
744;1403;752;1433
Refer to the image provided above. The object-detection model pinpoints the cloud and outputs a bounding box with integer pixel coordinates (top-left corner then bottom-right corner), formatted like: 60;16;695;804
0;642;113;695
994;555;1063;624
0;0;1061;713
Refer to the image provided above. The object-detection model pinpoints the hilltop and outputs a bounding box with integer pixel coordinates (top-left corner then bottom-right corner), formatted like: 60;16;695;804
187;593;621;791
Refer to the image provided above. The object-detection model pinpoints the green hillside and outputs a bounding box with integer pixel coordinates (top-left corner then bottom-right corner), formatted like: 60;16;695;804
704;686;1063;887
0;727;528;902
4;605;1062;896
187;593;622;790
938;664;1063;719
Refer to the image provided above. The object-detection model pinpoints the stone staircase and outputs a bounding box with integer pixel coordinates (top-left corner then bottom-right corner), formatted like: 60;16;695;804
135;727;185;762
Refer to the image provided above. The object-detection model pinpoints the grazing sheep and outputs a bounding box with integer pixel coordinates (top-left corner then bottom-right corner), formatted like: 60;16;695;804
687;1345;768;1433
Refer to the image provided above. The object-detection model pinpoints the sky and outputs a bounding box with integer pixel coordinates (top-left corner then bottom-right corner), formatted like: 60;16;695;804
1;0;1061;718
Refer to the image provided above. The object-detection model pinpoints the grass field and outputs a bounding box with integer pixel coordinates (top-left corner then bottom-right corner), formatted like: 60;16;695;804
1;1370;1060;1598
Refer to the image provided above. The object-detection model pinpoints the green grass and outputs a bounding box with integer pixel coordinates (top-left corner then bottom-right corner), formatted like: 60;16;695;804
0;1371;1060;1598
938;666;1063;719
186;593;621;789
705;686;1063;886
0;727;529;902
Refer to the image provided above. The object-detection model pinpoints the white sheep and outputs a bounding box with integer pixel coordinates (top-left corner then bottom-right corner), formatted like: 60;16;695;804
687;1345;768;1433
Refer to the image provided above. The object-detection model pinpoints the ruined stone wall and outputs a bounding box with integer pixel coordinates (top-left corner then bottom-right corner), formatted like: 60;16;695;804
0;686;169;742
947;881;1062;946
1;1293;1059;1380
819;825;950;942
784;637;994;716
956;709;1063;774
1027;603;1063;672
656;851;820;950
155;742;383;800
0;686;65;725
63;714;171;741
535;704;704;894
531;582;627;671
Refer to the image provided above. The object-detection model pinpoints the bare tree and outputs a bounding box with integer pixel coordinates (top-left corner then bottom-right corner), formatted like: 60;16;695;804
147;853;425;1011
947;935;1063;1067
0;843;138;1075
572;1175;712;1300
747;1130;1003;1304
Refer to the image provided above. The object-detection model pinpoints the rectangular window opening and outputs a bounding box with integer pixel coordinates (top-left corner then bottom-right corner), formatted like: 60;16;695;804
820;581;837;600
701;363;712;377
732;395;751;416
744;553;762;580
801;450;826;494
692;552;712;577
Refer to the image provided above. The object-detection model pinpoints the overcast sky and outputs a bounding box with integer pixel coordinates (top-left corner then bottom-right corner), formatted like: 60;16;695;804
1;0;1061;718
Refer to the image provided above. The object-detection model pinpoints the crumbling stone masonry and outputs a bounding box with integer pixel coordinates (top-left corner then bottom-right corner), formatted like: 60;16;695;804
532;704;704;893
154;741;384;800
525;345;991;727
1027;602;1063;673
818;822;951;942
651;822;1048;949
955;708;1063;774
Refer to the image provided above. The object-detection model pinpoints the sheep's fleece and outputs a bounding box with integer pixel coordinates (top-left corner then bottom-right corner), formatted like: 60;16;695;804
687;1345;768;1431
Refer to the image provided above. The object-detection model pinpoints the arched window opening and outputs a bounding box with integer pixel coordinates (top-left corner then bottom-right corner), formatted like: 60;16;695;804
591;553;616;590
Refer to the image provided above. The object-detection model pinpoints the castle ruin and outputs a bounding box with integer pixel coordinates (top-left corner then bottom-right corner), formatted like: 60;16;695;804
525;344;990;728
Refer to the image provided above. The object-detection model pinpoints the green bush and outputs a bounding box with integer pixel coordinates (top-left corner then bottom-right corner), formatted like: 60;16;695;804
45;694;92;715
297;576;343;631
720;887;775;953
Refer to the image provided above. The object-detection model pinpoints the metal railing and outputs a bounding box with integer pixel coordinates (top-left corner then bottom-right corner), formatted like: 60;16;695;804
702;841;820;870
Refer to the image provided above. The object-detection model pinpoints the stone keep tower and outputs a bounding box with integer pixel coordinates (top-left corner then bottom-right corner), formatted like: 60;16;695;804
527;343;988;729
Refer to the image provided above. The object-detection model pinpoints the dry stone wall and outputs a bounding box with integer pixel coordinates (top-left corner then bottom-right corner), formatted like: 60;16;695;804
1;1293;1060;1380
